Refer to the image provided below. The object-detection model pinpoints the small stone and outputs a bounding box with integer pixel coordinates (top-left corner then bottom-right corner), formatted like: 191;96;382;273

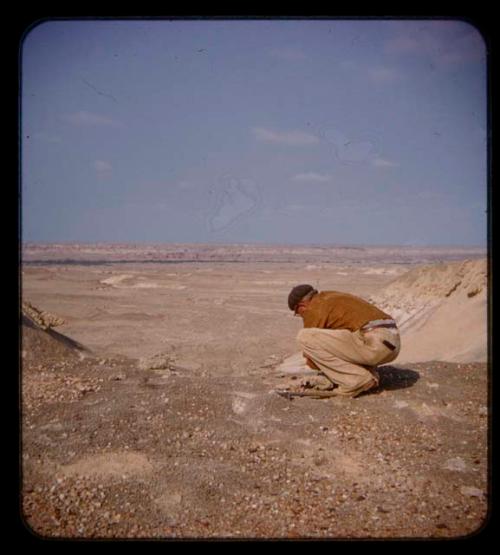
460;486;484;498
444;457;467;472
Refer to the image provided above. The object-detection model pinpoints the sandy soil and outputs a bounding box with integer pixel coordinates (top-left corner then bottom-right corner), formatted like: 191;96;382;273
20;245;490;540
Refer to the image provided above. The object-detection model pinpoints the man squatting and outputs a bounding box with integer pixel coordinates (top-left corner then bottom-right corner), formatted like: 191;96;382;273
285;284;401;398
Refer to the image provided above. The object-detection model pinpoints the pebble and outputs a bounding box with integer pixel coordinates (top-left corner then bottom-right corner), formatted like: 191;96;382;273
443;457;467;472
460;486;484;498
377;506;390;513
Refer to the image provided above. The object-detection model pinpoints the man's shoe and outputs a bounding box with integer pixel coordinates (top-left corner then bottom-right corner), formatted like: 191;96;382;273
351;377;379;398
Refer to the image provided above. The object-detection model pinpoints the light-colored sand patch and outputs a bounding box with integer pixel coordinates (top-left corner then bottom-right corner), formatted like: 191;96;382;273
163;284;188;290
334;452;366;478
100;274;134;286
129;281;187;289
274;352;315;376
231;391;258;415
251;280;293;286
130;282;161;288
59;451;154;479
100;274;187;290
155;492;183;513
443;457;468;472
362;267;406;276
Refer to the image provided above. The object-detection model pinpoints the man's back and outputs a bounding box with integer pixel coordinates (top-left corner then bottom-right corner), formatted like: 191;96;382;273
302;291;392;332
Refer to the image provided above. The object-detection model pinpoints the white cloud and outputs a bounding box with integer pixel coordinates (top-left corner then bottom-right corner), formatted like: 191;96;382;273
368;66;399;84
293;172;332;182
372;157;398;168
384;21;485;68
252;127;319;146
319;126;382;164
63;110;123;128
269;47;307;61
93;160;113;174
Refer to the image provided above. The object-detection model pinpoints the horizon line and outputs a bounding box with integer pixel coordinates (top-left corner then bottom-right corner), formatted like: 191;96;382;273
21;240;487;250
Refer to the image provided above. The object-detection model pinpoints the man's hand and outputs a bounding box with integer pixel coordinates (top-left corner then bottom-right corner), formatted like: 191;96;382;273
299;375;334;391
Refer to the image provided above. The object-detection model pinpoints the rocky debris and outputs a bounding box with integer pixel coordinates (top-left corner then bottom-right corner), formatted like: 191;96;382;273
22;368;103;411
460;486;485;499
22;319;91;366
138;353;173;371
21;345;489;539
22;301;65;330
138;352;203;374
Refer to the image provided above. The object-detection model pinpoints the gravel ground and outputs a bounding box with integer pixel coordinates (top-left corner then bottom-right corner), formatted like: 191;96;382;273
21;331;489;540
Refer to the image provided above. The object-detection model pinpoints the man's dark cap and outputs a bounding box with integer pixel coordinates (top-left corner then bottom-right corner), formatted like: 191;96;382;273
288;284;316;312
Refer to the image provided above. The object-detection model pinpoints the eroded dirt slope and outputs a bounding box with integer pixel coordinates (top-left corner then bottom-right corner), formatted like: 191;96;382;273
369;259;488;363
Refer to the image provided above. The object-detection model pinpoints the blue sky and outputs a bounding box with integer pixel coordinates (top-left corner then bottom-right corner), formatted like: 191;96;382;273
21;18;487;246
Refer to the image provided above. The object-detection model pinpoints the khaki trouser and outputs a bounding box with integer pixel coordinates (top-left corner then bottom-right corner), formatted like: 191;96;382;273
296;327;401;398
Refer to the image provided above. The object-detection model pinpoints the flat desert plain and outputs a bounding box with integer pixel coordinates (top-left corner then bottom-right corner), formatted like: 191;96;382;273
20;243;489;539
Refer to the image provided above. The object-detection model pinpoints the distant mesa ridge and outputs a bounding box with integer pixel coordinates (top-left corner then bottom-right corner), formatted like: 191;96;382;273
22;243;486;265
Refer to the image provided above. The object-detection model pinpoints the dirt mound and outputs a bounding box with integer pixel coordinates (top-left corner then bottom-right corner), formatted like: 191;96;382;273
369;259;488;363
22;303;90;364
22;301;66;330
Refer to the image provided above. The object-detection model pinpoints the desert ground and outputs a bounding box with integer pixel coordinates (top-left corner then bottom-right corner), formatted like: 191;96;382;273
20;243;489;540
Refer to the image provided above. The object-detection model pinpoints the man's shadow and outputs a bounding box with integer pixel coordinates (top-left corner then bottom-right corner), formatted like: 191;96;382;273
374;365;420;393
